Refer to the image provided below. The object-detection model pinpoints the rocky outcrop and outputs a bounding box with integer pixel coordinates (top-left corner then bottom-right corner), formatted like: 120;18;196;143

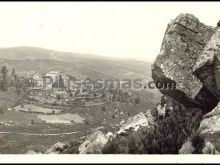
193;27;220;98
117;112;150;134
179;139;219;154
152;13;217;112
179;140;195;154
78;131;109;154
45;142;67;154
198;108;220;152
153;13;220;154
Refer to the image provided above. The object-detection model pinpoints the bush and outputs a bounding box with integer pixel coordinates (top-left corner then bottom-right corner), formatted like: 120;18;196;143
0;108;4;114
85;120;90;125
191;132;205;154
31;119;34;124
102;99;203;154
63;140;82;154
0;104;6;114
101;106;106;112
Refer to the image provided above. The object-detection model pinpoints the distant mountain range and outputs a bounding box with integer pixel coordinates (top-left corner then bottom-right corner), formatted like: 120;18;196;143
0;46;153;81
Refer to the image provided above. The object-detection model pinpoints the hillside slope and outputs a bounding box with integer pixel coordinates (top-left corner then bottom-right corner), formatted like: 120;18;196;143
0;46;152;80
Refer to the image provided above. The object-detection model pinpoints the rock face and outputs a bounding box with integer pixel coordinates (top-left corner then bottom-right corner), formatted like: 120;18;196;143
152;13;220;154
78;131;109;154
117;112;150;134
179;139;219;154
193;27;220;98
199;111;220;152
152;13;217;112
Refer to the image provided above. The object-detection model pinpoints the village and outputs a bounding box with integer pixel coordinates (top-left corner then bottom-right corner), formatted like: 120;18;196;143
8;70;139;114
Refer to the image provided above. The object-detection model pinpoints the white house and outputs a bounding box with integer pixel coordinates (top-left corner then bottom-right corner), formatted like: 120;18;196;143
46;71;61;83
33;73;43;87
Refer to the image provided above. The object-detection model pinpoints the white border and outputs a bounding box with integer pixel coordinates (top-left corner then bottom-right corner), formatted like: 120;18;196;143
0;154;220;163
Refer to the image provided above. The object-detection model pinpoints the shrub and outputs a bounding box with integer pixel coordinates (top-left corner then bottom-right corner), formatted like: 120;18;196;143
0;104;6;114
63;140;82;154
85;120;90;125
31;119;34;124
102;99;203;154
101;106;106;112
0;107;4;114
191;132;205;154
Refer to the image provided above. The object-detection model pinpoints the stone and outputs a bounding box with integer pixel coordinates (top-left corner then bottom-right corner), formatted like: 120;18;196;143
152;13;216;112
202;141;219;154
45;142;67;154
117;112;149;134
179;140;195;154
26;150;38;154
193;26;220;98
78;131;109;154
198;107;220;152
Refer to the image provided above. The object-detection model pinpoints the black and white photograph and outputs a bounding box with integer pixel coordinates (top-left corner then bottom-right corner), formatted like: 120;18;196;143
0;1;220;163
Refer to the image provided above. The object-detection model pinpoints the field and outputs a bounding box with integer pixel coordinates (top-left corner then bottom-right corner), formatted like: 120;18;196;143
13;104;62;114
0;87;159;154
0;123;94;154
38;113;85;124
0;87;23;109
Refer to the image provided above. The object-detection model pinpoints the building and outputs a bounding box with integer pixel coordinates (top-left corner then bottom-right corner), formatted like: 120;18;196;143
61;73;70;89
33;73;43;87
46;71;61;83
42;75;53;90
46;71;71;90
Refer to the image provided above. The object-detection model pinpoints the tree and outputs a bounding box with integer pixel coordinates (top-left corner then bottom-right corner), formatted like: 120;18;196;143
10;68;18;86
134;94;140;106
1;66;8;77
101;106;106;112
11;68;15;77
14;79;23;95
0;66;8;91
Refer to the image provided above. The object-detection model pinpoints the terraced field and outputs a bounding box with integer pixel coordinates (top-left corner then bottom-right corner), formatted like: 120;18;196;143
0;87;158;154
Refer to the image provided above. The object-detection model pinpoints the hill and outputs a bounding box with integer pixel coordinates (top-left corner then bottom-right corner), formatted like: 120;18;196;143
0;46;152;80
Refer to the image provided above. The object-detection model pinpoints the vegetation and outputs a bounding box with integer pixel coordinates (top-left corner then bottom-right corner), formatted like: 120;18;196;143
63;140;83;154
191;131;205;154
102;98;203;154
0;66;8;91
0;104;6;114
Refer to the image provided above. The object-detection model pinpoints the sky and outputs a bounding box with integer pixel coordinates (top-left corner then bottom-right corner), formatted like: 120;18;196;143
0;2;220;62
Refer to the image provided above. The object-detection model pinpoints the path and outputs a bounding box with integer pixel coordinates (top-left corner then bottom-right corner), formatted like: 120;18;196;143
0;131;81;136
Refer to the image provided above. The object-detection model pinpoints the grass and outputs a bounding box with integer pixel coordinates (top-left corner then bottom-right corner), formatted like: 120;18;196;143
0;118;96;154
38;113;85;124
0;88;159;154
0;87;23;109
13;103;62;114
0;110;41;126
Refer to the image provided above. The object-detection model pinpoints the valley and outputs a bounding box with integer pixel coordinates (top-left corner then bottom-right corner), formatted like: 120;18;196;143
0;47;160;154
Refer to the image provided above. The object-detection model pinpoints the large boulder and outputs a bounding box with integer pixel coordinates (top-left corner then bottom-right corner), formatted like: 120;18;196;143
117;112;151;134
179;140;195;154
198;103;220;152
78;131;109;154
193;27;220;98
152;13;217;112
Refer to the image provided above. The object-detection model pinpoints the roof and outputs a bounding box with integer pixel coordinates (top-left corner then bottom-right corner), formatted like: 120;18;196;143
47;71;61;74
